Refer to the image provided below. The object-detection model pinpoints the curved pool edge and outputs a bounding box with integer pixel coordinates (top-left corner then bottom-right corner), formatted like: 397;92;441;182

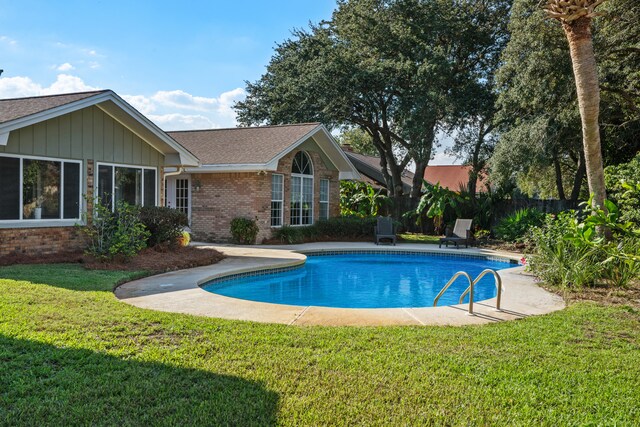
114;242;565;326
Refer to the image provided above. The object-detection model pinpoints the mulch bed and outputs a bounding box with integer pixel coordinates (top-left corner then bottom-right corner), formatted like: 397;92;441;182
548;281;640;309
1;246;225;274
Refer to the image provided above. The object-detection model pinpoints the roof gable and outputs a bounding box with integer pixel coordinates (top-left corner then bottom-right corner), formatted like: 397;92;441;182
169;124;360;179
0;90;198;166
168;123;319;165
0;90;107;124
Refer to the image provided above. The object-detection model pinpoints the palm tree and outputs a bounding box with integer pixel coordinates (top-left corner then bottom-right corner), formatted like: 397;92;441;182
542;0;607;210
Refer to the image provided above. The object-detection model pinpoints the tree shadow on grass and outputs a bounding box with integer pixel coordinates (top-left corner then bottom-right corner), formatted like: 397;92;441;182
0;335;278;426
0;264;145;292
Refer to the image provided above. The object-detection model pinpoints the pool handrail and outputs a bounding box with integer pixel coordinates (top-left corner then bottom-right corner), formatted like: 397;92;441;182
433;271;474;314
458;269;503;312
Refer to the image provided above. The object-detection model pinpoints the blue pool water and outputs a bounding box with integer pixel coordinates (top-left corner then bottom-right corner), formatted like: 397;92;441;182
202;253;513;309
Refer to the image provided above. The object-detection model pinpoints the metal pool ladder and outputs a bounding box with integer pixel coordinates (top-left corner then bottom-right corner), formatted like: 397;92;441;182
433;269;503;315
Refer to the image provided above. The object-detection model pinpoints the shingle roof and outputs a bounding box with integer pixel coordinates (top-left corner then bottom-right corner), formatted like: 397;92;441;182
0;90;108;124
167;123;320;165
343;149;414;190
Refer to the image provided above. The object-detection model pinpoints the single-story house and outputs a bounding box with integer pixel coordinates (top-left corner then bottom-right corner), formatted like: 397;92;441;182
167;124;360;242
341;145;414;193
0;90;198;257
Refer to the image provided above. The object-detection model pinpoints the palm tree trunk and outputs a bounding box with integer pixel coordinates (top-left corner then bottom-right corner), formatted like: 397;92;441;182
562;17;607;209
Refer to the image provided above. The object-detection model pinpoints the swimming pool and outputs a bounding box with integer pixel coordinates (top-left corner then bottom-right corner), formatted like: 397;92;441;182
202;252;514;309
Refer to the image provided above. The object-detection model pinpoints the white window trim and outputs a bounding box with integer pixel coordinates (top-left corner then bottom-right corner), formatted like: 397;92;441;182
95;162;158;210
320;179;330;220
0;153;83;227
290;173;314;227
271;173;284;228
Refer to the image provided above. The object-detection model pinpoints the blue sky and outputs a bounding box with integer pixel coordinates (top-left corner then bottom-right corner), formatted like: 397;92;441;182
0;0;456;163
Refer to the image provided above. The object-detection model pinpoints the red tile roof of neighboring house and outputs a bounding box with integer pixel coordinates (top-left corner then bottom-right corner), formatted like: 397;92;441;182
0;90;108;124
423;165;486;192
168;123;321;165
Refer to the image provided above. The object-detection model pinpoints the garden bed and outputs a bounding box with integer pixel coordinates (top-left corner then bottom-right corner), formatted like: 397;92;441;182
1;246;225;274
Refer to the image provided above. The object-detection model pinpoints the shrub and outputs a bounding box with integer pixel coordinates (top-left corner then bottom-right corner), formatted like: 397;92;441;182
273;226;303;244
139;206;188;247
272;216;378;244
230;217;259;244
494;208;545;242
315;216;378;238
82;199;149;261
605;153;640;225
525;200;640;288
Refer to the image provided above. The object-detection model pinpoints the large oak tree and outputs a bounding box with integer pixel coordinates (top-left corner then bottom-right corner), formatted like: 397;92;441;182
235;0;511;213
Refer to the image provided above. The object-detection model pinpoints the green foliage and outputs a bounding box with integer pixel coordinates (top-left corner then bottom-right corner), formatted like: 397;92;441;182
494;208;545;242
230;217;259;244
337;127;378;156
272;216;378;244
492;0;640;198
604;153;640;225
81;199;149;261
235;0;512;201
410;181;463;232
340;181;389;217
139;206;189;248
526;200;640;288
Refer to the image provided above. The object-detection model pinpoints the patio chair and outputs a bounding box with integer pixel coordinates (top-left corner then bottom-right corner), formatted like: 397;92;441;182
439;219;473;248
375;216;396;246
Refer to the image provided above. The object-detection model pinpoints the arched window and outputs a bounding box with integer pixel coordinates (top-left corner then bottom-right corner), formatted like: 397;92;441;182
291;151;313;175
290;151;313;225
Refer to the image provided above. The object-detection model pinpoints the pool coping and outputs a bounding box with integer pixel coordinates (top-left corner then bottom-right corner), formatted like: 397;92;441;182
114;242;566;326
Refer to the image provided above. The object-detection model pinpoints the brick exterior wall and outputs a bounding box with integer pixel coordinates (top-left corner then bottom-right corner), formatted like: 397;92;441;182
189;149;340;243
0;226;85;257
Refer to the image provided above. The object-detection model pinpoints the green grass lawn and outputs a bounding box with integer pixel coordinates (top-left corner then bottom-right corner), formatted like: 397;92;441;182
1;264;639;426
398;233;441;244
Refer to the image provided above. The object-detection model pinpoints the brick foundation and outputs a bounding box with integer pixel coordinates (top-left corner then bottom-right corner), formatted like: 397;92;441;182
0;227;85;257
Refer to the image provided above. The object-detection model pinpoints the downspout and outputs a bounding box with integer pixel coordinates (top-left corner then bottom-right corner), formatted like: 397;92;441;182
164;166;185;178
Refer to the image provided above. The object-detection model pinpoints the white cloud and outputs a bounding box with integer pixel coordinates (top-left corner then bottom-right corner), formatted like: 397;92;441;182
0;73;245;130
56;62;74;71
0;35;17;46
148;113;216;131
122;94;156;115
0;74;98;98
41;74;98;94
0;76;42;98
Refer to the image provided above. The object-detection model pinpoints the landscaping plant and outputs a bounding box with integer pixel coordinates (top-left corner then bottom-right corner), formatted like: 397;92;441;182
494;208;545;242
230;217;259;244
82;199;149;262
526;198;640;288
139;206;189;248
410;181;464;234
340;181;389;217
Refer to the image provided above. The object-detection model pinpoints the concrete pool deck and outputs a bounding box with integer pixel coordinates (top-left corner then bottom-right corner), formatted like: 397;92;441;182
115;242;566;326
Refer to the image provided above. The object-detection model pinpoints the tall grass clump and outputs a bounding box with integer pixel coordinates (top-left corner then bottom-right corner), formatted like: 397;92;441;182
526;199;640;288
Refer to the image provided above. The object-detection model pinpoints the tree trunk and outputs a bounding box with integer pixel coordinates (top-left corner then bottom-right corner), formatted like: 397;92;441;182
570;150;586;201
562;17;607;209
553;155;566;200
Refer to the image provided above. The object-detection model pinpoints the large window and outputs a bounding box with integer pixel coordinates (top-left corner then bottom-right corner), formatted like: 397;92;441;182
271;174;284;227
97;163;156;209
290;152;313;226
0;155;81;221
320;179;329;220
